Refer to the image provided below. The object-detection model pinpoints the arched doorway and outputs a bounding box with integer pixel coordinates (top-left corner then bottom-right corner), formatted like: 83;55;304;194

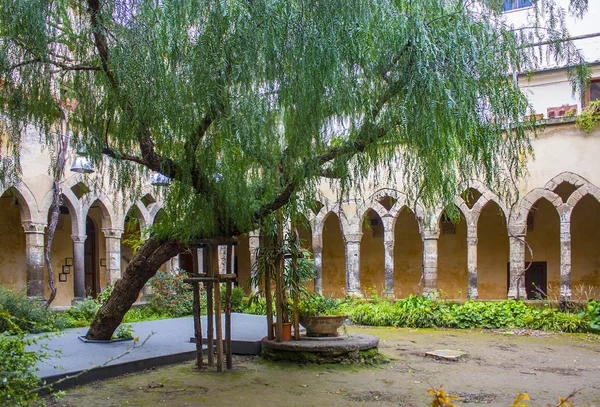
477;201;509;299
85;216;98;297
437;207;468;299
360;209;385;297
393;208;422;298
571;195;600;299
321;213;345;297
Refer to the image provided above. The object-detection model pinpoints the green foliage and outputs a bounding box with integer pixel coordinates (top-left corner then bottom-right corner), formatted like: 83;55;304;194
113;323;134;340
297;295;345;317
1;0;589;241
148;270;194;318
0;311;51;406
97;285;114;304
64;297;100;327
222;286;246;312
575;100;600;133
332;296;595;333
0;286;68;333
581;300;600;333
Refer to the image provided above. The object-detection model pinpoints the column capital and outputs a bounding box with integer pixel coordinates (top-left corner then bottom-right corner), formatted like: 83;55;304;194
71;235;87;243
22;221;46;234
508;224;526;237
421;229;440;240
343;233;363;243
102;228;124;239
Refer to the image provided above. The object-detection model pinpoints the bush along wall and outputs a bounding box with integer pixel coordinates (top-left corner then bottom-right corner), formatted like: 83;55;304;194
341;296;599;333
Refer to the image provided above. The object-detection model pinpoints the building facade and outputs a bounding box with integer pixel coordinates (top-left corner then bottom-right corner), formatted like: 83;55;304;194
1;1;599;306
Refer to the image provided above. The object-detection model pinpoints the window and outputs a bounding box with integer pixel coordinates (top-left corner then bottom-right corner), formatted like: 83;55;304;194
503;0;532;11
587;78;600;105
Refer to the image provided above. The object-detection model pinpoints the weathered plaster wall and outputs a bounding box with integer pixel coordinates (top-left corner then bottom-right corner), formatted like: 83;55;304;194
477;202;509;299
360;211;385;297
571;195;600;299
0;194;27;289
525;199;560;296
393;209;422;298
322;214;345;297
438;213;468;298
45;213;74;306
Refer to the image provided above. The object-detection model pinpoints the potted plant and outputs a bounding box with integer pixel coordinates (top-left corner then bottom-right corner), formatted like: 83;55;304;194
297;295;347;337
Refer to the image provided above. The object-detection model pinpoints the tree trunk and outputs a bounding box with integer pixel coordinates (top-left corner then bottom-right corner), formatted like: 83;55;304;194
85;237;183;340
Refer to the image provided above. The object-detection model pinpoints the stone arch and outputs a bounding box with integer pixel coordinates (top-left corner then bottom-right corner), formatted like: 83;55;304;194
514;189;562;225
0;182;38;222
544;171;591;192
360;208;385;296
39;185;82;236
81;191;116;230
567;183;600;207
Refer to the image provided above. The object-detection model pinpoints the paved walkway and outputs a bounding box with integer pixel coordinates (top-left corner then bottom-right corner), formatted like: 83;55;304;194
30;313;268;390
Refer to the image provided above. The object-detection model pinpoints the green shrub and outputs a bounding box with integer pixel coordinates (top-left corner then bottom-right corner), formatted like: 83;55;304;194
64;297;100;325
148;270;193;317
0;311;50;406
298;295;344;317
97;284;114;304
113;323;134;340
0;286;68;333
583;300;600;333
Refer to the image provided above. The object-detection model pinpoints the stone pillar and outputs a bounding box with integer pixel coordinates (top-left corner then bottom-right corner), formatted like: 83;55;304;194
218;245;227;274
508;224;527;299
383;222;395;298
466;225;478;299
72;234;86;300
344;233;363;296
312;233;323;295
248;230;260;292
23;221;46;298
102;228;123;285
421;229;439;297
559;213;572;300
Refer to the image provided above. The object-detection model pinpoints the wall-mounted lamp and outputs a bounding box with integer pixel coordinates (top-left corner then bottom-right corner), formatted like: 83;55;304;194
150;172;171;186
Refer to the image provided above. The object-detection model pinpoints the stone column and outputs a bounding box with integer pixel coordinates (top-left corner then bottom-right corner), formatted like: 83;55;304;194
344;233;363;296
312;233;323;295
508;224;527;299
421;229;439;297
382;218;395;298
559;209;572;299
466;225;478;299
102;228;123;285
218;245;227;274
248;230;260;292
72;234;86;300
23;221;46;298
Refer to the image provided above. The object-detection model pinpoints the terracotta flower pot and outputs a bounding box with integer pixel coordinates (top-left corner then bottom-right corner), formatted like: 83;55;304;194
299;315;346;337
271;322;293;341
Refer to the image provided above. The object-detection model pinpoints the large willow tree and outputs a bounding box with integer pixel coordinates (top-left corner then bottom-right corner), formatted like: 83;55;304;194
0;0;589;339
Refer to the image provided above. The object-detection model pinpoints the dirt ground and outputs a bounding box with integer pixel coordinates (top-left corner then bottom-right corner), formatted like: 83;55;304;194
49;326;600;407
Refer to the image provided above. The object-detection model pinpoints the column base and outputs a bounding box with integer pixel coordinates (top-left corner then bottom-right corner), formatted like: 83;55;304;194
345;290;363;298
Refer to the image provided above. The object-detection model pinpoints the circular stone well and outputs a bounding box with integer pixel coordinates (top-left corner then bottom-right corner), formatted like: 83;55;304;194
261;333;379;363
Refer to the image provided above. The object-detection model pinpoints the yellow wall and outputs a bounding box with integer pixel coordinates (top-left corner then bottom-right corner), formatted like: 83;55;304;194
571;195;600;299
478;202;509;299
438;213;468;298
393;209;422;298
525;199;560;297
0;193;27;289
44;212;74;306
322;214;346;297
360;211;385;297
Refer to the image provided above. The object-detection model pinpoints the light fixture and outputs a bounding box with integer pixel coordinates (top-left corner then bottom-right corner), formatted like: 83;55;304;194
70;145;95;174
70;155;95;174
150;172;171;186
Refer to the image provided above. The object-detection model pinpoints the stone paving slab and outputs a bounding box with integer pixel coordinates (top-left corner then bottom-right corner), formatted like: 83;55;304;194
30;313;267;389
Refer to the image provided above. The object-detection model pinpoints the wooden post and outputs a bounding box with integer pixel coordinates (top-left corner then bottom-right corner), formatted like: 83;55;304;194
292;225;300;340
205;246;215;367
191;247;203;368
225;244;233;369
274;210;284;342
192;282;204;368
264;232;274;340
212;244;224;372
225;279;233;370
